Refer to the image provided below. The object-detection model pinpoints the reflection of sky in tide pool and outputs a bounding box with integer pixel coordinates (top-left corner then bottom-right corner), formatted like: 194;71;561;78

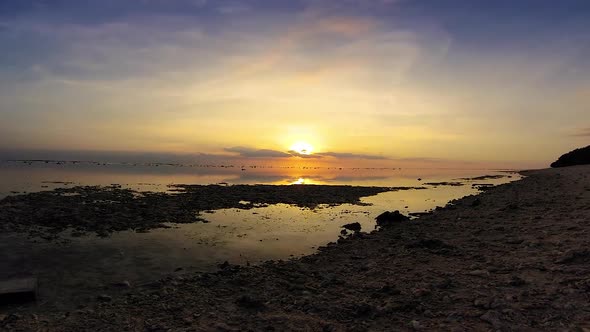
0;160;520;310
0;160;517;198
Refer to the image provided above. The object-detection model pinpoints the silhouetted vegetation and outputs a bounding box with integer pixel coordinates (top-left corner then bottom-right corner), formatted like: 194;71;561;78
551;145;590;167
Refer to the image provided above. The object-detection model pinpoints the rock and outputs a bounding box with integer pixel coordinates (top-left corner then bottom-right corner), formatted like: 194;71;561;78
509;276;527;286
406;239;454;250
471;198;481;207
341;222;362;232
411;288;431;297
551;145;590;167
480;310;504;329
112;280;131;288
0;277;37;305
474;297;490;308
352;302;375;317
375;211;409;227
235;295;265;310
555;250;590;264
379;284;401;295
97;294;112;302
410;320;423;330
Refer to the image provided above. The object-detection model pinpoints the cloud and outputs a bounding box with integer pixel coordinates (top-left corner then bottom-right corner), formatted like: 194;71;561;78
225;147;389;160
392;157;447;163
224;146;292;158
315;152;388;160
571;127;590;137
288;150;322;158
216;3;250;14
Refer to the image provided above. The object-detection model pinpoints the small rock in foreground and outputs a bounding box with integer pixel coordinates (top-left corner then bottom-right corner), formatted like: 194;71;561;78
375;211;409;227
341;222;362;232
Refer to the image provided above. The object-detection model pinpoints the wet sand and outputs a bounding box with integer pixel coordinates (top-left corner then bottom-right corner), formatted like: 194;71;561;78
3;166;590;331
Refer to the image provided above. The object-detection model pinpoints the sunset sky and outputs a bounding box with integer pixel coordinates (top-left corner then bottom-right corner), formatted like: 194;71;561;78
1;0;589;168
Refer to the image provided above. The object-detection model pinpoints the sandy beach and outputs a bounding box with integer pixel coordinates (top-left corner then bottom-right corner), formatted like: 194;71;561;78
2;165;590;331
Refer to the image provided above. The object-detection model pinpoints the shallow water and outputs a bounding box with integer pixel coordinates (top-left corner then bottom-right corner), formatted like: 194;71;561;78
0;160;519;311
0;160;515;197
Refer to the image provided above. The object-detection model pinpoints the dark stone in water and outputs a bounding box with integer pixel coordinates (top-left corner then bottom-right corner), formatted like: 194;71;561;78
341;222;362;232
375;211;409;227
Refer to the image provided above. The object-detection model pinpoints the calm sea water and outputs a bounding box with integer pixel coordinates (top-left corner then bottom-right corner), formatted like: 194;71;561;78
0;160;519;310
0;160;516;197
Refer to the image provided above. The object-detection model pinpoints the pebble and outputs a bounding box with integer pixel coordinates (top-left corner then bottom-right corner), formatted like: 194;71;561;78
410;320;423;330
113;280;131;288
97;294;112;302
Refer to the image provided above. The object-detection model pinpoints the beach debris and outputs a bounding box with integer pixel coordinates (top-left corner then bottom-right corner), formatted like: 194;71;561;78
0;277;37;305
375;210;409;227
341;222;362;232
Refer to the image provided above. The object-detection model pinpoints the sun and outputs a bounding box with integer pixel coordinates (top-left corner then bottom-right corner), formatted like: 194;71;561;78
290;141;314;155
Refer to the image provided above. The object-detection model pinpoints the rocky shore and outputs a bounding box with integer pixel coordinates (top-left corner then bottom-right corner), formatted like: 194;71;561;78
2;166;590;331
0;184;416;240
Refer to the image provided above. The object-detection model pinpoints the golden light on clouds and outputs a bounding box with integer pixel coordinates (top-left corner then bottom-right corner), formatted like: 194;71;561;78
0;0;587;170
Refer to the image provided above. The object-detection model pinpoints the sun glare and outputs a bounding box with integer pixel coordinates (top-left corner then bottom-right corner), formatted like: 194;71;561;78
292;178;306;185
290;141;314;155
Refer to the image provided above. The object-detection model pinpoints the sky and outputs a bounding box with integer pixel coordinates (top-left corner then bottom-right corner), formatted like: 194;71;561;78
1;0;589;169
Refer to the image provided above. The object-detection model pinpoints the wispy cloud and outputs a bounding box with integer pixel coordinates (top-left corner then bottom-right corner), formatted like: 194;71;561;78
288;150;322;158
315;151;388;160
571;127;590;137
225;146;388;160
224;146;292;158
1;0;589;167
